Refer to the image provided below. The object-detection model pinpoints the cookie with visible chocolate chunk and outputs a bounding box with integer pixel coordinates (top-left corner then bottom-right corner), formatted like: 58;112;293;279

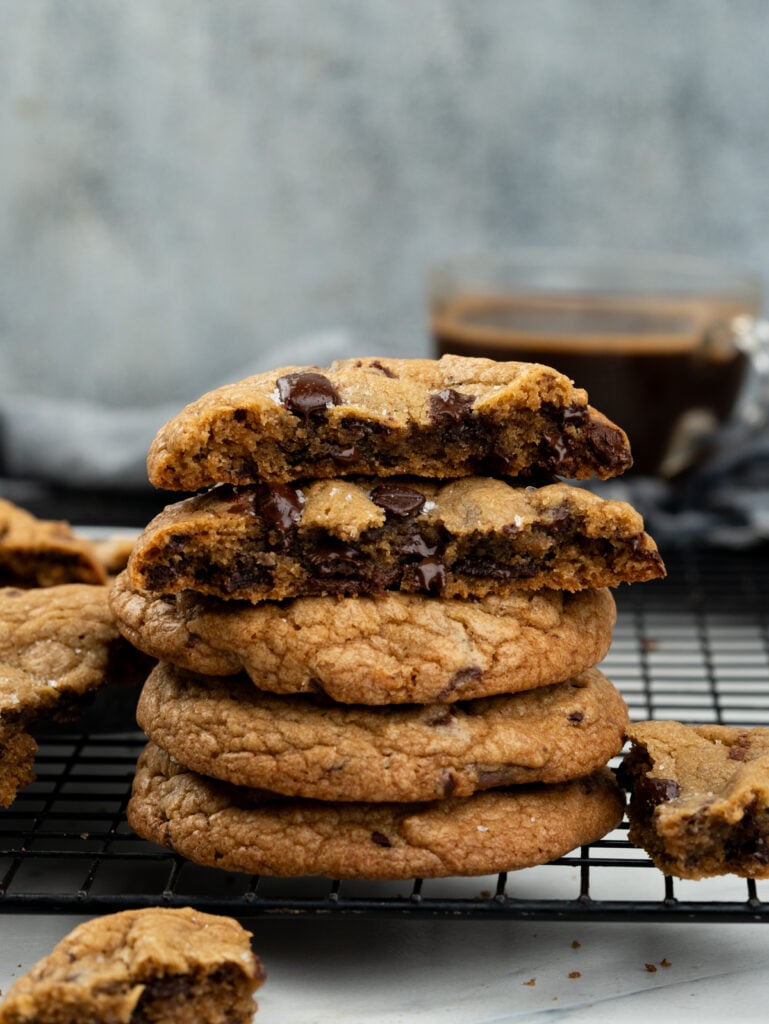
128;742;625;879
136;664;629;802
111;571;616;703
0;498;107;587
146;355;633;490
0;584;149;806
620;720;769;879
125;477;664;603
0;907;265;1024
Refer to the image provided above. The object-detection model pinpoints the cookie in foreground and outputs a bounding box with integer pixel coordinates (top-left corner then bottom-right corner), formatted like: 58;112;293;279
136;663;629;802
111;572;616;703
128;742;625;879
0;906;265;1024
620;720;769;879
126;477;664;603
146;354;633;489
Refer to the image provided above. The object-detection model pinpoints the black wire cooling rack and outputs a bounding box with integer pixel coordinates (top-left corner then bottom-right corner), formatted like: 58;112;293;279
2;544;769;922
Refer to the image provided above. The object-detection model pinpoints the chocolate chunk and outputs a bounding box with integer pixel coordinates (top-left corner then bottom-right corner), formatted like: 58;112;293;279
254;482;304;532
416;556;447;595
561;403;589;428
398;530;438;558
728;732;751;761
305;539;364;578
277;372;341;420
636;775;681;814
475;768;520;789
539;430;572;471
584;420;630;464
369;359;398;378
322;444;360;464
369;483;426;517
371;830;392;848
429;388;476;423
568;712;584;724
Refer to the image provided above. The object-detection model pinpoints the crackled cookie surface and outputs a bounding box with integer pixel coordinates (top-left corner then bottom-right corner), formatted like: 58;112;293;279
0;584;149;806
126;477;664;603
0;907;265;1024
111;572;615;703
0;498;107;587
136;664;628;801
146;355;632;490
620;720;769;879
128;743;625;879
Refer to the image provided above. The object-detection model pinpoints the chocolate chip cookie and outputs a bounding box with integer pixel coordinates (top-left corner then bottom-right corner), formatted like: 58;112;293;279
136;664;628;802
146;355;632;490
620;720;769;879
111;571;615;703
0;907;265;1024
126;477;664;603
0;498;107;587
128;742;625;879
0;584;149;806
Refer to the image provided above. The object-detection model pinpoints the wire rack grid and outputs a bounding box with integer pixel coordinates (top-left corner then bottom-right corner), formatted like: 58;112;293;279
2;544;769;922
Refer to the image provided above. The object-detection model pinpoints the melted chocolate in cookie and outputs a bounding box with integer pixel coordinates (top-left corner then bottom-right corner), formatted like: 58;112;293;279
277;372;341;420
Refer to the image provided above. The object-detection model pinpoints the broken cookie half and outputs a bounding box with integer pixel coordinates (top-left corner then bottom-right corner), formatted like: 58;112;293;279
0;907;265;1024
620;720;769;879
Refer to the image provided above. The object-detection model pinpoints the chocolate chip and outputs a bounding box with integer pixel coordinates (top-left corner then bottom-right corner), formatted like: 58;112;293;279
635;775;681;813
305;539;365;578
255;482;304;532
561;403;589;428
277;372;341;420
370;483;426;517
369;359;398;378
322;444;360;464
398;530;438;558
416;556;447;594
429;388;475;423
568;712;584;724
371;830;392;847
441;771;458;797
584;420;630;465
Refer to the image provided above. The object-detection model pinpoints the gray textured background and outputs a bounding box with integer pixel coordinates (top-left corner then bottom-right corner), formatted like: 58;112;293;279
2;0;769;415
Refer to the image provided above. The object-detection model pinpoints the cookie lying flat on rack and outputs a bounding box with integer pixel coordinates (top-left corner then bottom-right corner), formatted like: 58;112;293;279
136;664;628;802
126;477;664;603
0;907;265;1024
0;498;107;587
128;743;625;880
620;720;769;879
111;572;616;703
146;354;632;490
0;584;149;806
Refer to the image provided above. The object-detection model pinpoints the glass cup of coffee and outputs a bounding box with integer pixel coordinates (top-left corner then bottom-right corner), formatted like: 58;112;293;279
430;249;769;478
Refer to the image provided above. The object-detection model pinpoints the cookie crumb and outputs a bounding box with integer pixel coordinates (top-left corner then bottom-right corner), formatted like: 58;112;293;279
571;939;581;949
660;958;672;968
568;971;582;979
523;978;536;987
645;963;658;973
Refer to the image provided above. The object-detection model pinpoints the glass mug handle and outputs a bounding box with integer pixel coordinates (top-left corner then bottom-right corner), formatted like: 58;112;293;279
679;314;769;478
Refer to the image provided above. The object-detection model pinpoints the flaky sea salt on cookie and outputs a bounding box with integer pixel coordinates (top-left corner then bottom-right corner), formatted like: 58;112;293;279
146;355;632;489
0;907;265;1024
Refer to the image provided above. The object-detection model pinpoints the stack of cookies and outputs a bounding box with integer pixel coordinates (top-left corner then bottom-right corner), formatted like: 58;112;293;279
115;355;665;880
